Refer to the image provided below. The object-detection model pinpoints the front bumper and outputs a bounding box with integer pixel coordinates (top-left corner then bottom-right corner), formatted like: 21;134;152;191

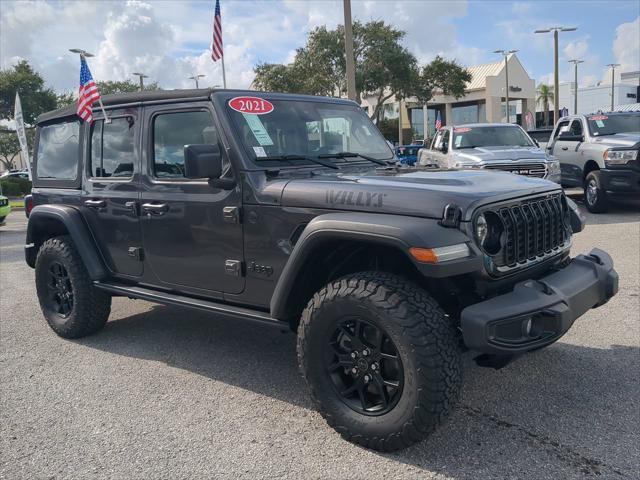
0;204;11;220
460;248;618;355
600;168;640;194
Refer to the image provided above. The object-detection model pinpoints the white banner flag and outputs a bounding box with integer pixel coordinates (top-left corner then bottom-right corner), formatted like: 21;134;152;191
14;92;32;181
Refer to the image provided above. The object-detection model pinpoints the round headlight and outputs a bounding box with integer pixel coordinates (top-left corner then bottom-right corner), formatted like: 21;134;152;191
475;214;488;245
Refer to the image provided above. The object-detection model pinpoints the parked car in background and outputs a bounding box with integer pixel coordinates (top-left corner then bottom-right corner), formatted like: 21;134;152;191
0;187;11;225
547;112;640;212
418;123;561;183
411;139;425;146
394;144;420;165
527;128;554;150
1;169;30;179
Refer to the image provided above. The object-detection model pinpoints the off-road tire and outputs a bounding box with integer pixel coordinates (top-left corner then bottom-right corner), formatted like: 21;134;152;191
35;235;111;338
584;170;608;213
297;271;462;451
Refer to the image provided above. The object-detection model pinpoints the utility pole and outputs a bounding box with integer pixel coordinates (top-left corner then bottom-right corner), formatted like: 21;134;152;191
188;74;206;89
132;72;148;91
535;26;577;125
343;0;357;102
568;60;583;114
606;63;621;111
494;49;518;122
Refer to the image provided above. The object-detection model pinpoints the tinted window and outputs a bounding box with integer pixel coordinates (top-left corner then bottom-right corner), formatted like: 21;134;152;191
569;120;583;136
90;117;135;178
36;121;80;180
153;111;217;178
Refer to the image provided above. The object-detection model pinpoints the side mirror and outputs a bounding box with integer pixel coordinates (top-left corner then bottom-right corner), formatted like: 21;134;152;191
558;132;583;142
184;144;222;179
441;143;448;154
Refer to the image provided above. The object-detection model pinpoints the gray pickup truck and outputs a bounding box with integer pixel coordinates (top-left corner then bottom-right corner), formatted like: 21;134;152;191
548;112;640;212
418;123;561;183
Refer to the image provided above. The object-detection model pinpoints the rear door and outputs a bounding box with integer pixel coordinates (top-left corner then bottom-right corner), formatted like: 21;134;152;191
139;102;244;295
82;108;143;277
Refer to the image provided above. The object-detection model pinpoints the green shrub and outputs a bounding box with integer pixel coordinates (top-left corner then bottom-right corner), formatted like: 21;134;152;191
0;177;32;197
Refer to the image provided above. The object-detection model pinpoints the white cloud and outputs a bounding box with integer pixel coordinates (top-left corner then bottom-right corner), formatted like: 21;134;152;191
563;40;589;61
611;16;640;77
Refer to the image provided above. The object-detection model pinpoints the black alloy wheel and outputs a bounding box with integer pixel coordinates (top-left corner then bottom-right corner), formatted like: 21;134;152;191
44;261;74;317
325;317;403;416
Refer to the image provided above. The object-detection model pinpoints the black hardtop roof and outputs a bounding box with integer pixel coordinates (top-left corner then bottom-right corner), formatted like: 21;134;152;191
36;88;358;124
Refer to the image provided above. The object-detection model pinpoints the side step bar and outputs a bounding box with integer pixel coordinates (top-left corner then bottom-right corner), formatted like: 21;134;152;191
94;281;287;329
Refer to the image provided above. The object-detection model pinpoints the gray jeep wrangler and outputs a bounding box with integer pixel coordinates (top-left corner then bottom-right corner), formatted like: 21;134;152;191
25;89;618;451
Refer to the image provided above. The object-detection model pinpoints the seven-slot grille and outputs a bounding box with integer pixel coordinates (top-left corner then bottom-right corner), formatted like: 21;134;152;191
493;194;568;267
483;163;547;178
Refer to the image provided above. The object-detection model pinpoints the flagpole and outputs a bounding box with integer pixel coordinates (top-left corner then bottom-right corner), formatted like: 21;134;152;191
221;56;227;89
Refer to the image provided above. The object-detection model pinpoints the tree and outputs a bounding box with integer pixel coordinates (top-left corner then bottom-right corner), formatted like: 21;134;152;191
252;21;471;122
0;129;21;170
56;91;76;109
536;84;554;127
0;61;58;124
96;80;161;95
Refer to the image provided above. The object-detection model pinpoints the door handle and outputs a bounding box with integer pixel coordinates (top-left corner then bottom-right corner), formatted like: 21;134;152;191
84;199;106;209
561;146;568;151
141;203;169;216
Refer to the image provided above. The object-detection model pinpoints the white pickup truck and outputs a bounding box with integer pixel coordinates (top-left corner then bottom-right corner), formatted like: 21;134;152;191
547;112;640;212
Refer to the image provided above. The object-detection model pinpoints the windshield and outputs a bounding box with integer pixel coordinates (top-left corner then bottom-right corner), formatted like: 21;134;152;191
452;125;535;149
226;98;393;165
587;114;640;136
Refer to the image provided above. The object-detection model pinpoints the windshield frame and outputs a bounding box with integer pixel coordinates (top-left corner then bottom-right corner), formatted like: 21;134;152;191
451;124;536;150
218;93;394;170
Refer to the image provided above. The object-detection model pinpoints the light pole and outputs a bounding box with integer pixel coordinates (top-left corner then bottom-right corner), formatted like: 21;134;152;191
132;72;148;91
494;49;518;123
568;60;583;114
188;74;206;89
606;63;621;111
69;48;110;122
343;0;357;102
534;26;577;125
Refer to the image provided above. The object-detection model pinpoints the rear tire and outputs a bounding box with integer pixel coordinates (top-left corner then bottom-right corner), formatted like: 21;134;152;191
297;271;462;451
35;236;111;338
584;170;608;213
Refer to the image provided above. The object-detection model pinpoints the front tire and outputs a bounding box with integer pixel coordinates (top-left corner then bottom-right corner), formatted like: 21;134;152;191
35;236;111;338
584;170;608;213
297;271;462;451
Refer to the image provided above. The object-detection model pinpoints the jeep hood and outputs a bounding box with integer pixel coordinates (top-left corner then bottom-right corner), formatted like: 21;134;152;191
280;169;560;220
450;146;548;164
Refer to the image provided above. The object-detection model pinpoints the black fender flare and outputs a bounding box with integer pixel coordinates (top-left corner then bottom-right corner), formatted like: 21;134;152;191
270;212;480;320
25;204;108;280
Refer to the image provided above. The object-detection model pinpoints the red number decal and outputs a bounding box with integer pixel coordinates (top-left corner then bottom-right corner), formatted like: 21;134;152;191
229;96;274;115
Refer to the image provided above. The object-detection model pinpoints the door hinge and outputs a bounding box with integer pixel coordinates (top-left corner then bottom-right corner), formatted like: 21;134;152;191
223;206;241;224
128;247;144;261
224;259;243;277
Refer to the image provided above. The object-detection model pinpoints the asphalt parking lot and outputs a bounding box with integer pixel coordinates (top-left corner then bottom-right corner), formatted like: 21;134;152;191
1;197;638;480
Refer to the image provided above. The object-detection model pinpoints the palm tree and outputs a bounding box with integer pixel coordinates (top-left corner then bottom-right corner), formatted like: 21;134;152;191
536;84;554;127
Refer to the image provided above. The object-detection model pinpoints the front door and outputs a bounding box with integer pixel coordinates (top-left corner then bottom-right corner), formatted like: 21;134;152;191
551;119;583;186
82;108;143;277
140;103;244;294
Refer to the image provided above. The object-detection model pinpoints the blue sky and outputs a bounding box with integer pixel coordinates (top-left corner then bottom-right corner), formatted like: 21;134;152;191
1;0;638;92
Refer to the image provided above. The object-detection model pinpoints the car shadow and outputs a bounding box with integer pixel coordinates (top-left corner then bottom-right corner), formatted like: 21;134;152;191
78;304;639;479
565;190;640;225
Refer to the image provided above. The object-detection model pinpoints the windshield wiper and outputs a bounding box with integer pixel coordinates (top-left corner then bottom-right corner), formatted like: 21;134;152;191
455;145;480;149
254;154;339;170
318;151;391;166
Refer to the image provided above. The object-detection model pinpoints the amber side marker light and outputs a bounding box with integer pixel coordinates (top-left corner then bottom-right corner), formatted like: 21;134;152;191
409;244;471;264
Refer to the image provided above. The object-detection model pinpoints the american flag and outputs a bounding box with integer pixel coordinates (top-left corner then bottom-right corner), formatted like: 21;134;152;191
211;0;223;61
77;57;101;123
435;111;442;130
